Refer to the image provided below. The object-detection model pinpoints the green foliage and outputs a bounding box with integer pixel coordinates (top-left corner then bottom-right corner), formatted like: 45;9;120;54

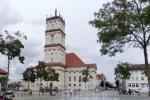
0;30;27;86
90;0;150;56
36;61;59;82
82;77;89;83
23;67;36;83
81;68;93;83
36;61;47;79
46;68;59;82
90;1;150;95
0;30;26;63
114;62;131;80
0;77;8;83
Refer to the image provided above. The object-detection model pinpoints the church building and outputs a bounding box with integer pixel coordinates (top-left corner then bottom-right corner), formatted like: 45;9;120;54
22;10;97;91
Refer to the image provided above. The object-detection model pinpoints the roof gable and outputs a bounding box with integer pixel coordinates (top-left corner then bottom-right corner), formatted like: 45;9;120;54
66;53;85;67
65;53;97;68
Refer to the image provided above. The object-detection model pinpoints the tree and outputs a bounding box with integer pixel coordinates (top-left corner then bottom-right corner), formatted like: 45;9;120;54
45;68;59;84
23;67;36;90
90;0;150;96
114;62;131;94
0;30;27;87
81;68;93;90
36;61;47;95
0;76;8;88
36;61;59;95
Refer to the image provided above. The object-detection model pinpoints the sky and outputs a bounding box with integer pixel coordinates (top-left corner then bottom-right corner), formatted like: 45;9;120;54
0;0;150;83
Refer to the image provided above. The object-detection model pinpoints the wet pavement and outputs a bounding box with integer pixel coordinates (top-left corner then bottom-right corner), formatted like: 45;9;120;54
14;90;150;100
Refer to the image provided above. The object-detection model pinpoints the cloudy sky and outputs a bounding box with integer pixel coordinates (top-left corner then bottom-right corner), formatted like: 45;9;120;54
0;0;150;83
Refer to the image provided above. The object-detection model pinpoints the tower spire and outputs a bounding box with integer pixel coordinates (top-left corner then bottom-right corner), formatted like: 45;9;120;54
55;8;57;16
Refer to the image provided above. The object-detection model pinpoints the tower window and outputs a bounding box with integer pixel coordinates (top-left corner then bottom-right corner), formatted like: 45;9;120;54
51;35;54;43
74;76;76;81
52;23;54;28
79;76;81;82
62;36;63;43
51;58;53;62
69;76;71;81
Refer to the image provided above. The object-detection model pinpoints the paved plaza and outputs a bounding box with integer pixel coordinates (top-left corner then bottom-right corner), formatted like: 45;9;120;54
14;90;150;100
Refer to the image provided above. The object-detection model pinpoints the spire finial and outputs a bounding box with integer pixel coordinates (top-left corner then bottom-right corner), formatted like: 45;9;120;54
55;8;57;16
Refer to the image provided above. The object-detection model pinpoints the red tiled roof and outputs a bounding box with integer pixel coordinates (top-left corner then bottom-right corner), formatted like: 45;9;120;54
0;68;7;75
65;53;97;68
66;53;85;67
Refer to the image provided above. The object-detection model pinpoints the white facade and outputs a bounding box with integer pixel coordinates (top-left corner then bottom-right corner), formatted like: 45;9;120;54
21;11;97;91
126;68;149;93
65;67;97;91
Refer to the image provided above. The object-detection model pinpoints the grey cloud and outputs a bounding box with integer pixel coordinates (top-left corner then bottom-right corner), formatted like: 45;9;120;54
0;0;22;31
30;18;45;26
22;39;44;58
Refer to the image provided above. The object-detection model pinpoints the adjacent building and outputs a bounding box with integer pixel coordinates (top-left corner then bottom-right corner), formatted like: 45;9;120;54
126;64;149;93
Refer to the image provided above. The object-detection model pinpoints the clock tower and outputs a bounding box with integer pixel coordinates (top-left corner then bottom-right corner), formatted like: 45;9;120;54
44;10;66;89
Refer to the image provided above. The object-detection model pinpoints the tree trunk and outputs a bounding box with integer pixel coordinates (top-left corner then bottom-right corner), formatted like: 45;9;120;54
143;46;150;96
39;78;41;96
27;81;29;91
85;82;86;91
47;81;48;88
7;56;10;88
104;80;106;91
122;79;126;94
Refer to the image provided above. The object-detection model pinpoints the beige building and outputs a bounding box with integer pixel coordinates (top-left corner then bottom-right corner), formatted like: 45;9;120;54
22;10;98;91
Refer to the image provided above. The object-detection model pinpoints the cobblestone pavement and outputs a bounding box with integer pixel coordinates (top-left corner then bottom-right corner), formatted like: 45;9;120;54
14;90;150;100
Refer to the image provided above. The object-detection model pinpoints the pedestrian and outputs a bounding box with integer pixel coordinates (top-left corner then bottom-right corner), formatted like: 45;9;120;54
128;88;132;95
49;89;52;96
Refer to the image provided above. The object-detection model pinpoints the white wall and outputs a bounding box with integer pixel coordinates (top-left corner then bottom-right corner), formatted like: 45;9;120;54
46;19;65;32
126;70;149;93
44;47;65;64
45;32;65;46
65;67;97;90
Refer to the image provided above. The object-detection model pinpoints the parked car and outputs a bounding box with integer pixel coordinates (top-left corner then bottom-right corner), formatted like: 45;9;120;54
1;88;15;100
